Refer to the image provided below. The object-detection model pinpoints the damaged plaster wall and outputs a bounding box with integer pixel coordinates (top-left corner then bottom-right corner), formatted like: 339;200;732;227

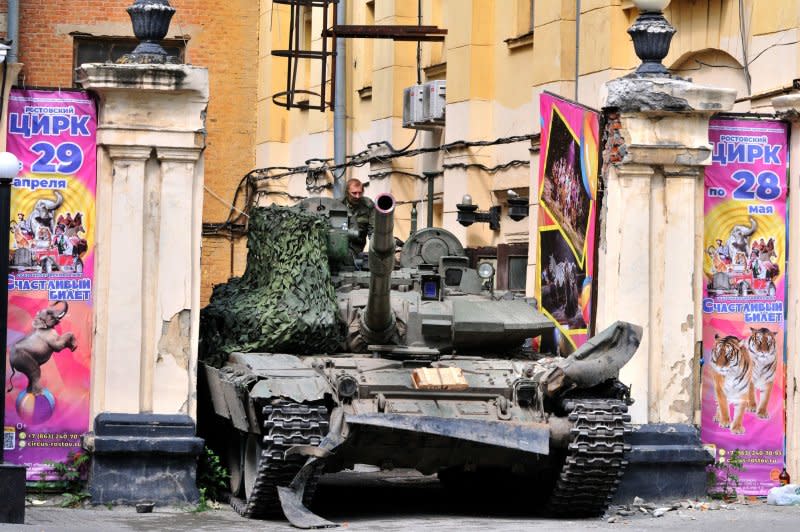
154;310;193;415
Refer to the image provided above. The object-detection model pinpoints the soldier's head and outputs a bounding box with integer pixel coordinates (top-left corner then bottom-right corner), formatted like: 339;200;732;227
346;178;364;206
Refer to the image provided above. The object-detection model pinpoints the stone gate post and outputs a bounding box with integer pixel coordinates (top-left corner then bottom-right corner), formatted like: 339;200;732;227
770;93;800;479
598;77;736;503
599;77;735;424
75;63;208;504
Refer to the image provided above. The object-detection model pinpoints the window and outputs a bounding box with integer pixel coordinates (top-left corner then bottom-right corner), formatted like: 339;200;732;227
362;0;375;90
508;256;527;291
467;243;528;292
517;0;534;36
506;1;534;49
73;36;186;85
497;243;528;292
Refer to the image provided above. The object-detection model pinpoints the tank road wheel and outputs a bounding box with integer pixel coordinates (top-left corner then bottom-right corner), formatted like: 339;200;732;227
546;399;631;517
243;434;263;498
230;401;329;519
226;434;245;496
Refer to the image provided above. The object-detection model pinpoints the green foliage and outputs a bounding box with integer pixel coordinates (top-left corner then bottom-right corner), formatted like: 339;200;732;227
40;451;91;507
193;487;212;513
707;449;745;500
200;206;344;367
196;447;229;507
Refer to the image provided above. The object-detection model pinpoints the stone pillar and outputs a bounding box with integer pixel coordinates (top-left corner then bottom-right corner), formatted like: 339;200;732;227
75;63;207;505
599;76;735;504
770;93;800;479
598;78;735;425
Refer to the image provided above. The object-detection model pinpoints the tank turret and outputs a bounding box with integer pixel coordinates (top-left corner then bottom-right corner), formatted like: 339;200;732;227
360;193;398;344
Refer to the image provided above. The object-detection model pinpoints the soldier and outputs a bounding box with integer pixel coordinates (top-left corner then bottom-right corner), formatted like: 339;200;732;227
345;178;375;257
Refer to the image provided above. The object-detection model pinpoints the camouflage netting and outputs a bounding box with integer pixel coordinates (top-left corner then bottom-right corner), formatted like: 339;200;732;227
200;205;344;368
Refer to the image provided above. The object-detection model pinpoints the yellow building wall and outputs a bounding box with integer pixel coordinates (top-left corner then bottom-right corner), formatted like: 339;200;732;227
254;0;800;244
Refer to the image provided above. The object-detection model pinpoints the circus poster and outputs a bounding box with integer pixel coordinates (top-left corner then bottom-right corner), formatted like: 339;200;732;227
536;92;600;355
4;89;96;480
701;118;787;495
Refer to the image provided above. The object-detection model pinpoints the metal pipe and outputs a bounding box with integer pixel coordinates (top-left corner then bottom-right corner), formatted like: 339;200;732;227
333;0;346;199
0;63;12;462
426;172;434;227
575;0;580;101
8;0;20;64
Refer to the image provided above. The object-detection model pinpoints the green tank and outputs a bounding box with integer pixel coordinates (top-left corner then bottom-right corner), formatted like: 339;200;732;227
200;193;642;528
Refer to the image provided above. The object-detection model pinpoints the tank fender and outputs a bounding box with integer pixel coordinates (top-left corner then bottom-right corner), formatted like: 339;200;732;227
235;353;334;404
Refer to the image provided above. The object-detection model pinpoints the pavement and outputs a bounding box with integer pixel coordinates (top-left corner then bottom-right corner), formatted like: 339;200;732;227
2;470;800;531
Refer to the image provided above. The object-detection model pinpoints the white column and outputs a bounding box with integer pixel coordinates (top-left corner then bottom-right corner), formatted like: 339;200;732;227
772;94;800;478
151;147;202;414
656;167;702;423
102;146;151;413
597;163;653;423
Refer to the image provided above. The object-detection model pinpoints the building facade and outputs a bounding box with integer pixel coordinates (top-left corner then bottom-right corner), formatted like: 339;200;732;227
0;0;259;304
256;0;800;476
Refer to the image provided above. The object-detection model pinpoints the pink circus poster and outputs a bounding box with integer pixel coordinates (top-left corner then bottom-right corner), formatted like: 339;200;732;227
701;118;787;495
4;89;96;480
536;92;600;355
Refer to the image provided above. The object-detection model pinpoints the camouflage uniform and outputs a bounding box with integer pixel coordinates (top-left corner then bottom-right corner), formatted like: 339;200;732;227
346;196;375;255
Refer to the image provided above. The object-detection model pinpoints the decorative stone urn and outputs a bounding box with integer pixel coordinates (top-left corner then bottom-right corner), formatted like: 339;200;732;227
118;0;178;64
627;0;676;77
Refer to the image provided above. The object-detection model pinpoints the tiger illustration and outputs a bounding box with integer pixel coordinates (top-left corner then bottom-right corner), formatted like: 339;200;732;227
745;327;778;419
709;334;752;434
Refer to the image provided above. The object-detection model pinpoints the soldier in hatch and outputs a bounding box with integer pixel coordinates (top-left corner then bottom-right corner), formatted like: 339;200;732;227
345;178;375;258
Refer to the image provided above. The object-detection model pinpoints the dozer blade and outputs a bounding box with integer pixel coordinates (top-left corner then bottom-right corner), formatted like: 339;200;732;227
279;408;348;529
346;413;550;455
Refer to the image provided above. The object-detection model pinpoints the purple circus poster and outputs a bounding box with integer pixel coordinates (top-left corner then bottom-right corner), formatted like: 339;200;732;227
701;118;788;495
4;89;96;480
536;92;600;355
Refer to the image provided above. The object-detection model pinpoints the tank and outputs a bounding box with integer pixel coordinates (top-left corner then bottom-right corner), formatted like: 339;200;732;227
199;193;642;528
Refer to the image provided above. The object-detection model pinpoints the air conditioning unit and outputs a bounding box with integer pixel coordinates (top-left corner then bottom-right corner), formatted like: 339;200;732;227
421;80;446;125
403;85;425;128
402;81;446;130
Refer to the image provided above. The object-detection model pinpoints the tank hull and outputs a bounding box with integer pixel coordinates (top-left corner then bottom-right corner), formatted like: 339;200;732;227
202;323;637;526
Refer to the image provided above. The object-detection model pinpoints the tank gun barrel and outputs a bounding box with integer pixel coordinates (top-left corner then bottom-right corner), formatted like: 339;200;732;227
361;193;397;343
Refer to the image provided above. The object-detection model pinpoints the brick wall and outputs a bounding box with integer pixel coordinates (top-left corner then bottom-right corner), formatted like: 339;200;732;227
0;0;256;304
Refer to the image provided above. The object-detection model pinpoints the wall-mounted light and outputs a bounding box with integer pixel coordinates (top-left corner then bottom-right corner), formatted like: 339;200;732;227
456;191;530;231
456;194;500;231
506;190;530;222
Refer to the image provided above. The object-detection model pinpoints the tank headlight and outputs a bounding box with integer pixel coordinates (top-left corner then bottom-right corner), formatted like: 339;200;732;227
477;262;495;279
336;375;359;399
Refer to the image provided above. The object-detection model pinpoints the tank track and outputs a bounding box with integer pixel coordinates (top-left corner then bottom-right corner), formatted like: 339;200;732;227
547;398;631;517
230;401;329;519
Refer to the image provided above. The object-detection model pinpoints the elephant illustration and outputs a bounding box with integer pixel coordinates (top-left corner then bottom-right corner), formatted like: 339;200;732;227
726;216;757;260
7;301;77;395
29;191;64;242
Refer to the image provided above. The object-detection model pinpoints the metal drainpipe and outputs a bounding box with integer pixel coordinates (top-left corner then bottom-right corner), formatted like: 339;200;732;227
333;0;346;199
8;0;20;64
575;0;580;101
